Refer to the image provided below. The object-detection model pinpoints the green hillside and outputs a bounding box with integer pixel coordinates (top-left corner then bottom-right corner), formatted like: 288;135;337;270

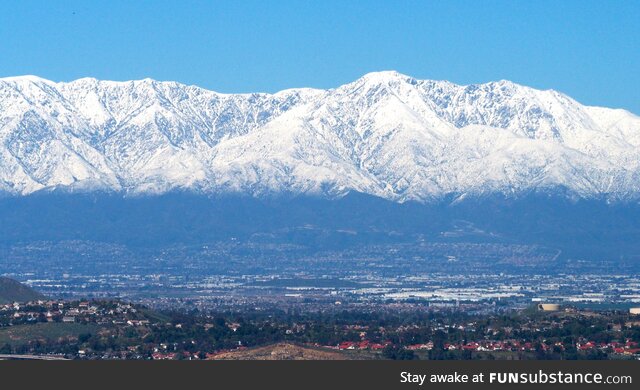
0;277;45;304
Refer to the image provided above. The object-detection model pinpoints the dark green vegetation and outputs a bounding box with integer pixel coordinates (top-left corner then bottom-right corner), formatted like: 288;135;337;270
0;277;44;304
0;323;99;348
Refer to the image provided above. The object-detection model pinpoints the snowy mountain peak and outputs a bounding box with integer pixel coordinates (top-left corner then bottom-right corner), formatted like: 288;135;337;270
358;70;415;83
0;75;54;85
0;73;639;201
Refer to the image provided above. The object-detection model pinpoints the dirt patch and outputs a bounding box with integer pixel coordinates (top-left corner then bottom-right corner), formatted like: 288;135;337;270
209;343;353;360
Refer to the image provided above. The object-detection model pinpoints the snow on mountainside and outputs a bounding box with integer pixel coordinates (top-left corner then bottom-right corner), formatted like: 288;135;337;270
0;71;639;202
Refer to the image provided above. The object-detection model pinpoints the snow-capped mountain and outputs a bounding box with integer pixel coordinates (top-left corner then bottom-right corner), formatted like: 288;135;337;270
1;71;639;202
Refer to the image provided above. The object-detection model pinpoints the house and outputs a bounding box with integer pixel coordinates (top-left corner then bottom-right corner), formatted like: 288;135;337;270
406;343;432;351
338;341;356;350
152;352;177;360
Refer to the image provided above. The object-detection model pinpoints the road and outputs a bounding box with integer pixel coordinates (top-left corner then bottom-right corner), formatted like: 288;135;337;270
0;354;69;360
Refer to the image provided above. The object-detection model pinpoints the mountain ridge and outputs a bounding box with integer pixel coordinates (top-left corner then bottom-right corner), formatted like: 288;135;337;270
1;71;639;202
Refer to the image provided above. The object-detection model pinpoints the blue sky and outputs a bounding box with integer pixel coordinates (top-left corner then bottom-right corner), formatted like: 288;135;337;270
1;0;638;113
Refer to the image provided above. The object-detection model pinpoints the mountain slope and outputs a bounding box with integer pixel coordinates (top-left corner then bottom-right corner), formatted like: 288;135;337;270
0;277;45;304
1;72;639;201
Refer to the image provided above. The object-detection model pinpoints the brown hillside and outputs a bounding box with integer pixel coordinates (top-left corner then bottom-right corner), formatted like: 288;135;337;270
209;343;355;360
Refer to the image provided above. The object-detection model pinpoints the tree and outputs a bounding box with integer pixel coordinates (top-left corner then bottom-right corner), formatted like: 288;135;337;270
0;343;12;354
382;345;416;360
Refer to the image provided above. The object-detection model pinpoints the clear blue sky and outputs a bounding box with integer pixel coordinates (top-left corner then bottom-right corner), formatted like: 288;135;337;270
1;0;638;113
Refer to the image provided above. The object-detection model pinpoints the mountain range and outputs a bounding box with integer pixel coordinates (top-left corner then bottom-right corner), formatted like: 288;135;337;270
2;71;639;202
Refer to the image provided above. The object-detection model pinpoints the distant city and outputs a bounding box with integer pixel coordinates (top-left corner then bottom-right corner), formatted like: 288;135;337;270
2;240;638;313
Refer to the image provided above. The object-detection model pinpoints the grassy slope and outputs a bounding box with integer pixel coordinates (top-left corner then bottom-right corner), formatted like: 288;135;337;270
0;323;101;347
